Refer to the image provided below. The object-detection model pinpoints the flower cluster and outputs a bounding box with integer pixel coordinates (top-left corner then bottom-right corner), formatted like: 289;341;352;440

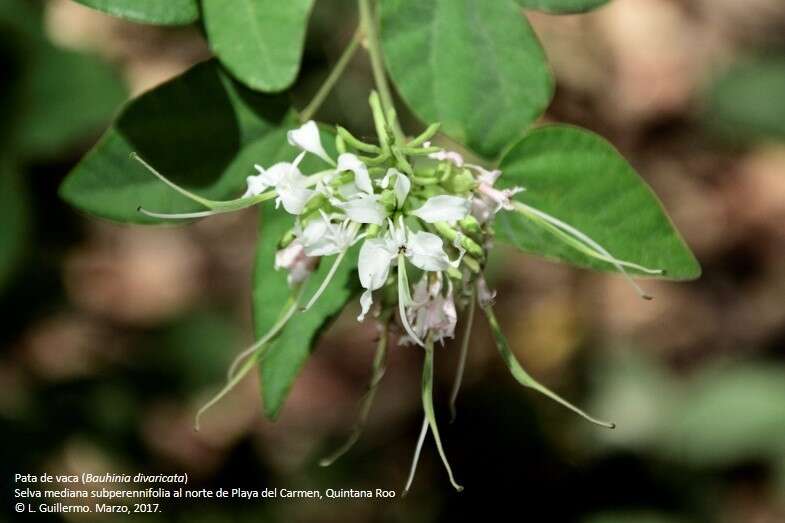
132;92;660;493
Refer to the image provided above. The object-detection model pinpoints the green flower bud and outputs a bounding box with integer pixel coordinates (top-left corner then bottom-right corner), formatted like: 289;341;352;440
450;169;477;194
379;189;396;212
279;228;297;248
459;215;481;236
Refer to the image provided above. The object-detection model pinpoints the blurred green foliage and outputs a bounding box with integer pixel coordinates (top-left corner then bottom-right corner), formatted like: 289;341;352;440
705;56;785;143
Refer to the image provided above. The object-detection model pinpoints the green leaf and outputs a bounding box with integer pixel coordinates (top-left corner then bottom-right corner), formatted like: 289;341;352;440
60;60;293;224
202;0;315;92
0;165;29;292
253;205;360;419
495;125;700;279
381;0;553;159
18;46;127;158
705;57;785;143
515;0;609;14
658;365;785;467
71;0;199;26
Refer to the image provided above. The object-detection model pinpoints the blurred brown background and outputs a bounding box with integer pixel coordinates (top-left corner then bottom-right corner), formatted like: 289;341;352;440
3;0;785;521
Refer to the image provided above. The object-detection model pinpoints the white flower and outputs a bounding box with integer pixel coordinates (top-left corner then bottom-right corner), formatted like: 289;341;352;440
428;149;464;167
287;121;333;165
357;238;397;321
245;155;314;215
400;274;457;346
337;153;372;194
411;195;470;223
467;164;523;222
275;241;317;285
299;212;360;257
339;196;387;225
405;230;453;271
356;218;454;322
334;155;388;225
379;168;411;208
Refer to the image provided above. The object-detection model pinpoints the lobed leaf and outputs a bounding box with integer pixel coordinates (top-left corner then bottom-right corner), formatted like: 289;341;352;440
495;125;700;279
71;0;199;26
381;0;553;159
202;0;315;92
59;60;293;224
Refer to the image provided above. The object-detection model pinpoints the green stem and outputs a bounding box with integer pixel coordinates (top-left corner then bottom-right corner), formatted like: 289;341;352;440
358;0;405;142
319;316;390;467
300;28;363;122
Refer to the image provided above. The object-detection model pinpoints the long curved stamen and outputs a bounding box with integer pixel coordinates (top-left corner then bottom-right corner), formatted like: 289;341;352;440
523;210;664;275
227;288;305;380
137;207;224;220
422;337;463;492
481;297;615;430
130;152;214;209
319;319;389;467
195;352;257;431
449;290;476;422
397;254;425;347
197;287;307;429
138;189;279;219
402;416;429;496
301;250;347;312
514;201;659;300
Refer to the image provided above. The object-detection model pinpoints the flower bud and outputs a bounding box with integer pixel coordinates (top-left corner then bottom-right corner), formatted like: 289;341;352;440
379;189;397;212
449;169;477;194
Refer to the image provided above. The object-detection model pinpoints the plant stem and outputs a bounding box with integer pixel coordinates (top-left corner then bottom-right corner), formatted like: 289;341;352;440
300;28;363;122
358;0;405;142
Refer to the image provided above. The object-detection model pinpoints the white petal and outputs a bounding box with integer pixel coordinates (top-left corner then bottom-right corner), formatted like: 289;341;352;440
244;174;268;197
406;231;451;272
300;219;337;256
337;153;372;194
358;289;374;322
393;170;411;208
358;238;395;291
340;195;387;225
278;186;314;215
287;121;332;164
411;195;470;223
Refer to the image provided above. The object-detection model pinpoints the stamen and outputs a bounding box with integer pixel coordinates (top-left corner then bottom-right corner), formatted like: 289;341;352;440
137;207;222;220
481;298;615;430
397;255;425;347
449;290;476;422
319;319;389;467
227;287;306;380
195;353;257;431
130;152;213;208
422;338;464;492
301;250;347;312
402;417;429;496
515;201;661;300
